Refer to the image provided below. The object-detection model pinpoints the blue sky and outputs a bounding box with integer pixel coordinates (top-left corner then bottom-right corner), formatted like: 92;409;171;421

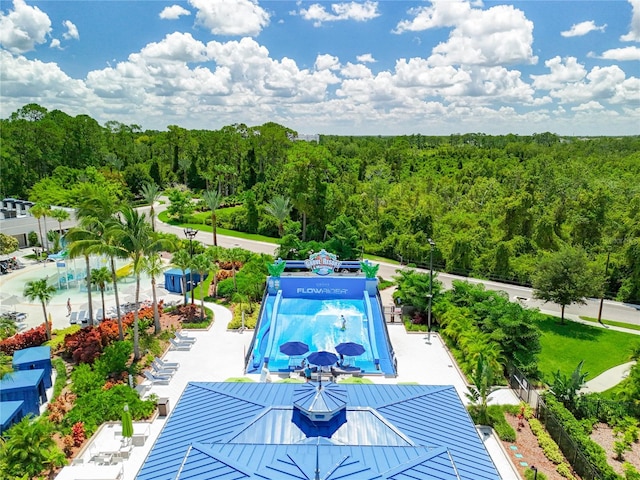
1;0;638;135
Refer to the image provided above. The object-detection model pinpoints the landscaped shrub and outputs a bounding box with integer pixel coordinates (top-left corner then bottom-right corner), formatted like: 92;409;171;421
556;463;576;480
0;324;48;355
529;418;564;464
543;395;621;480
70;363;103;396
93;341;133;379
624;462;640;480
228;303;259;330
486;405;516;442
51;357;67;399
524;468;548;480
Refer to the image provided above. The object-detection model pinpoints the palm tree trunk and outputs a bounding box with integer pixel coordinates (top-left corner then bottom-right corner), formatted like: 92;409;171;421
133;276;141;360
41;303;51;341
43;214;50;251
181;269;187;305
84;255;94;325
110;257;124;340
199;272;205;320
100;288;106;322
152;277;160;334
213;213;218;246
150;206;156;232
36;218;44;252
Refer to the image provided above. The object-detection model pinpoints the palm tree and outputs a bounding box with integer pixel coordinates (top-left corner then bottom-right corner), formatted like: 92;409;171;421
191;253;210;320
109;206;172;360
49;208;70;234
205;246;222;298
0;416;66;479
30;203;49;251
142;252;165;334
23;279;56;341
171;249;192;306
65;226;97;326
91;266;111;322
224;247;246;292
265;195;292;237
202;190;222;246
140;182;161;231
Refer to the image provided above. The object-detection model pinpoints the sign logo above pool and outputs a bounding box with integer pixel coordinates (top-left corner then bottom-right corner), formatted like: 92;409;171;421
305;249;341;276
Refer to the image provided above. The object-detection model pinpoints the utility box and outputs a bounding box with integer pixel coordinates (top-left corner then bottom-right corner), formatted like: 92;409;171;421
157;397;170;417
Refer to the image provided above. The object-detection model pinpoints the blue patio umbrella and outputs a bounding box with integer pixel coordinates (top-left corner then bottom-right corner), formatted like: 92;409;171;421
335;342;365;357
307;350;339;367
279;341;310;356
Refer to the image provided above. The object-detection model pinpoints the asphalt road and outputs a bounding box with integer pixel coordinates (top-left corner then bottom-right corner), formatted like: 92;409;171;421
149;203;640;326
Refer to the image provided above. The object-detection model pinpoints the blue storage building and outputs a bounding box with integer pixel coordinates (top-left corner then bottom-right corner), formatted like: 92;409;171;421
137;382;500;480
0;369;47;417
12;346;53;389
0;400;25;434
164;268;204;294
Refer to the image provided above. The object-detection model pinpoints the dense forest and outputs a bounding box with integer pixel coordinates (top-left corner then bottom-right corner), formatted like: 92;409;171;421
2;103;639;303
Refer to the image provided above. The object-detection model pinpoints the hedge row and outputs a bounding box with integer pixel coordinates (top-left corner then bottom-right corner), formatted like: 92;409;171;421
543;395;621;480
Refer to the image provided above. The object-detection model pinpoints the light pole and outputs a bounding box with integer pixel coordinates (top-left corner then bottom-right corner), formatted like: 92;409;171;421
184;227;197;305
426;238;435;344
530;466;538;480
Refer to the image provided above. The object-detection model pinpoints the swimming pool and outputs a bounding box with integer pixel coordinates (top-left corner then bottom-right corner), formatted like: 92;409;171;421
248;275;396;376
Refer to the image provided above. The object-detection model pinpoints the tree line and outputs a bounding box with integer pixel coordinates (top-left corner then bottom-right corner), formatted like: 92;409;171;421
2;103;638;303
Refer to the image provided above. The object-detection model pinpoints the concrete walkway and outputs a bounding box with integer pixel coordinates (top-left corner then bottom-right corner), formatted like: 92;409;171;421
581;361;637;394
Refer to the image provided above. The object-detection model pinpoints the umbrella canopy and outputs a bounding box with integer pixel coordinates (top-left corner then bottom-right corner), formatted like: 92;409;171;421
335;342;365;357
122;404;133;438
279;341;309;356
1;295;22;307
307;351;339;367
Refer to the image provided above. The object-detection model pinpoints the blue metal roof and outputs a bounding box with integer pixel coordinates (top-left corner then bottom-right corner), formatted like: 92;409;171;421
0;369;45;390
137;382;500;480
12;346;51;366
0;400;24;433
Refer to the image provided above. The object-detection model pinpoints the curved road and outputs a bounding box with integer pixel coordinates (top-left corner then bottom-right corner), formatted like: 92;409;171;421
148;202;640;326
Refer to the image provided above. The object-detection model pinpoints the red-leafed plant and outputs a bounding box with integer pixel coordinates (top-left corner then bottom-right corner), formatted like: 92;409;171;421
71;422;85;446
0;323;49;355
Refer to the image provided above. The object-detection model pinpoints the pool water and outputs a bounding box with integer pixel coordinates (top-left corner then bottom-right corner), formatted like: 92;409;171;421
264;298;377;373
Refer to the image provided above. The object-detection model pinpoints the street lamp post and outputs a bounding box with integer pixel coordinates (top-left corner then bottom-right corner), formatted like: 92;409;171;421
427;238;435;344
530;466;538;480
183;227;197;305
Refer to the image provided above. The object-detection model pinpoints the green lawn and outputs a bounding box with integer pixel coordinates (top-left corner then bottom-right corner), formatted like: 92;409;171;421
579;316;640;332
536;314;639;382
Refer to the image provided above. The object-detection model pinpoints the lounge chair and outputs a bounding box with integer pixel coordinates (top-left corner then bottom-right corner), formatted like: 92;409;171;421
169;338;192;351
174;331;197;343
134;383;150;397
69;311;79;325
152;359;179;372
154;357;179;370
151;364;175;377
143;370;171;385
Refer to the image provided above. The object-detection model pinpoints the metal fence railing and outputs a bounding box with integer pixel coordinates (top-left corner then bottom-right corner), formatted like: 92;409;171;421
536;397;603;480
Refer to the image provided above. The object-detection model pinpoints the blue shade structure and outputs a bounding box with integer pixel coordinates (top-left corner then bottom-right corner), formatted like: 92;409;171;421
279;341;309;356
307;351;338;367
335;342;365;357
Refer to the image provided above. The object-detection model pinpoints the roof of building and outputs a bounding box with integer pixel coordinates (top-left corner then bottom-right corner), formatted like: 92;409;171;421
0;369;45;391
137;382;500;480
12;345;51;366
0;400;24;430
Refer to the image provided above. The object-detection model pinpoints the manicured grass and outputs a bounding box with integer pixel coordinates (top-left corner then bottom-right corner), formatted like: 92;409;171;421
579;316;640;332
536;314;639;382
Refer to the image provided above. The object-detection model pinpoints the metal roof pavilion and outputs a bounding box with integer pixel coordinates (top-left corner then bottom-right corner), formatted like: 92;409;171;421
137;382;500;480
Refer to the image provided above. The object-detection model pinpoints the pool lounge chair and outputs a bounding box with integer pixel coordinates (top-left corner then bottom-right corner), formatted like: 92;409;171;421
169;338;193;351
151;364;175;377
174;331;197;343
143;370;171;385
153;359;179;371
154;357;180;370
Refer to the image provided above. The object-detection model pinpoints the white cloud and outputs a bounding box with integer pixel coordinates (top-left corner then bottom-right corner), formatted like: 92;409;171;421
0;0;51;53
50;38;61;49
571;101;604;112
599;46;640;61
395;1;537;67
611;77;640;104
561;20;606;37
315;54;340;71
299;1;380;27
138;32;207;63
159;5;191;20
189;0;269;36
356;53;376;63
530;56;587;90
549;65;627;104
621;0;640;41
341;62;373;79
62;20;79;40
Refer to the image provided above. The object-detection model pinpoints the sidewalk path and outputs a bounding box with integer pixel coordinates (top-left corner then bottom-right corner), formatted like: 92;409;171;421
581;361;636;394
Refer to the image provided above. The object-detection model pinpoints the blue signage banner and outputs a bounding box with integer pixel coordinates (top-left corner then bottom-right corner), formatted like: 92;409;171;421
278;276;366;299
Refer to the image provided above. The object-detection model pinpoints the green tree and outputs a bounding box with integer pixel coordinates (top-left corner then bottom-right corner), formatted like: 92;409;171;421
0;352;13;379
550;360;588;410
23;278;55;340
202;189;222;246
191;253;210;320
532;247;595;324
0;416;66;479
142;252;165;334
0;232;19;255
265;195;292;238
109;207;171;360
49;207;70;234
393;268;443;319
91;266;112;322
29;203;50;251
166;188;194;223
465;354;496;425
140;182;161;232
